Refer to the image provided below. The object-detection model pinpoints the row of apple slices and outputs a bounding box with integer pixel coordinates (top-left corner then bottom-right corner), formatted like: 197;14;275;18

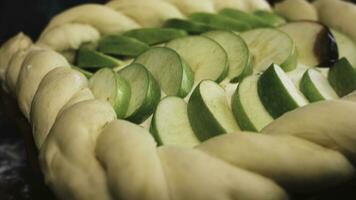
88;57;356;148
85;29;255;124
75;19;356;147
160;60;355;147
75;20;356;82
73;7;286;70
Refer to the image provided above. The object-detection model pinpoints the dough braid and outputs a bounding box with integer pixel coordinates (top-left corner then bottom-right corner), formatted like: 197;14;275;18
0;0;355;199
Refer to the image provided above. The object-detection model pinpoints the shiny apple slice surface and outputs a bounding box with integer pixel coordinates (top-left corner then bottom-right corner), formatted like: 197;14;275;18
231;75;273;132
240;28;297;72
188;80;240;141
203;30;252;83
279;21;339;67
118;63;161;123
258;64;308;118
134;47;194;97
166;36;229;82
89;68;131;118
150;96;200;147
300;68;338;102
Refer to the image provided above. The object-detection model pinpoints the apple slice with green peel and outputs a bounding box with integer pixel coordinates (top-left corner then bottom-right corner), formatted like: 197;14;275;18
98;35;149;57
76;46;122;69
300;68;339;102
286;64;309;89
150;96;200;147
189;12;251;32
203;30;252;83
240;28;297;72
72;66;93;79
89;68;131;118
134;47;194;97
331;29;356;68
253;10;286;27
119;63;161;123
122;28;187;45
219;9;271;28
163;18;214;34
166;36;229;83
258;64;308;118
328;58;356;97
188;80;240;141
279;21;339;67
231;75;273;132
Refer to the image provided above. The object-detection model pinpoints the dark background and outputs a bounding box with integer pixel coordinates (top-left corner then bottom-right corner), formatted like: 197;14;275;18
1;0;356;200
0;0;108;45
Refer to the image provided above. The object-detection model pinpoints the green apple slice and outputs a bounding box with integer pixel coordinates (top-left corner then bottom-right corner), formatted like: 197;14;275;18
240;28;297;72
253;10;286;27
150;96;200;147
189;12;250;32
98;35;149;57
203;30;252;83
331;29;356;68
72;66;93;79
134;47;194;97
122;28;187;45
89;68;131;118
219;9;271;28
300;68;339;102
166;36;228;82
163;18;214;34
328;58;356;97
119;63;161;123
188;80;240;141
231;75;273;132
258;64;308;118
279;21;339;67
76;46;121;69
286;64;309;90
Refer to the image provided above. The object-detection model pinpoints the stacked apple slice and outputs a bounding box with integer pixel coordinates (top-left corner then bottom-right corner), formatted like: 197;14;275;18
69;8;356;147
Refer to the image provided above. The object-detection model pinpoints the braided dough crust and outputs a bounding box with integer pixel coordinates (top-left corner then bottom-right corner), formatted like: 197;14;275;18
0;0;355;200
0;33;32;82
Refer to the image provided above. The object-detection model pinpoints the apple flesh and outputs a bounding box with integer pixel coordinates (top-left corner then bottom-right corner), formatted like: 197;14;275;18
279;21;339;67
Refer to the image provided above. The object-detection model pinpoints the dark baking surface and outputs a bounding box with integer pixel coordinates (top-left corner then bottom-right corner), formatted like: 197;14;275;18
1;0;356;200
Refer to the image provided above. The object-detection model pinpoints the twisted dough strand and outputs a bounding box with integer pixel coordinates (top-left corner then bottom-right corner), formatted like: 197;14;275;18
30;67;88;148
0;0;356;200
0;33;32;82
106;0;185;27
96;120;170;200
16;49;70;120
39;100;116;200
